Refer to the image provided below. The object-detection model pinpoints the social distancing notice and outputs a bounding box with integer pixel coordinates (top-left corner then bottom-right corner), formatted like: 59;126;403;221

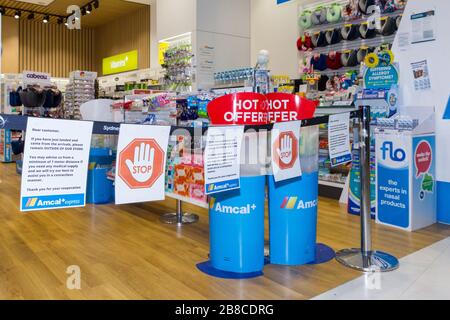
328;113;352;167
271;121;302;182
115;124;170;205
204;126;245;195
20;118;93;212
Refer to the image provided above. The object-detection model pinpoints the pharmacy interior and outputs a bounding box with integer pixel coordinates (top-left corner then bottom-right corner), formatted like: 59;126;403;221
0;0;449;300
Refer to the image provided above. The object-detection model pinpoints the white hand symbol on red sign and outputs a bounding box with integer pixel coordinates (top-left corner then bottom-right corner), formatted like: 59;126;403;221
125;143;155;183
277;134;293;166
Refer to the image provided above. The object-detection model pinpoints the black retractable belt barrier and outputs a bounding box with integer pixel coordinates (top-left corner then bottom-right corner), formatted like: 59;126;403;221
3;107;399;265
335;105;399;272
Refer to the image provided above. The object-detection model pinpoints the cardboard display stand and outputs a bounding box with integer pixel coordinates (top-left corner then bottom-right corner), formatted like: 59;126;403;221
375;107;436;231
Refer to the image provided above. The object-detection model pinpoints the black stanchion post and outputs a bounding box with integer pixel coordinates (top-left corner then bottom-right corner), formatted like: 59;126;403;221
160;117;199;226
160;199;199;226
335;105;399;272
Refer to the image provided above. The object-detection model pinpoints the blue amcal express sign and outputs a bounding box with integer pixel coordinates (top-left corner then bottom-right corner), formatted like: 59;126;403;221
21;194;85;212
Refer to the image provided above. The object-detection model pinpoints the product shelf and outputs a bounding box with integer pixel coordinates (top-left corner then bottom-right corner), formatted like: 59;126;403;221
304;10;404;34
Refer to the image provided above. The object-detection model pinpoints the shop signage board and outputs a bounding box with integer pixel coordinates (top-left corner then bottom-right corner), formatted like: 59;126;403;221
204;126;245;195
103;50;138;76
328;113;352;167
22;71;52;86
271;121;302;182
20;118;93;212
115;124;170;205
158;42;170;65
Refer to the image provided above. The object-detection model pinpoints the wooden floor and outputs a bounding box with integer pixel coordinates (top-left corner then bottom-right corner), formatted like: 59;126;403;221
1;163;450;300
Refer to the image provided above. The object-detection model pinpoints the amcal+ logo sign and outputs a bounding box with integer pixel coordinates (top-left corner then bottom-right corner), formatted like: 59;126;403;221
280;196;317;210
24;197;81;208
210;198;257;215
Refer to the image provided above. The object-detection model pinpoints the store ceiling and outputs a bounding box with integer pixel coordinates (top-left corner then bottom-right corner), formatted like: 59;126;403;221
0;0;149;27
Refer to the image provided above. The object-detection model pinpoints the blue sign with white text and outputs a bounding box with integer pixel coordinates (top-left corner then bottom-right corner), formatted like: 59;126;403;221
21;194;85;212
377;138;410;228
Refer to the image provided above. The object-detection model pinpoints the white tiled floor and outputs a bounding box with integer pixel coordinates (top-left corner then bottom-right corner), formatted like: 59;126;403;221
313;237;450;300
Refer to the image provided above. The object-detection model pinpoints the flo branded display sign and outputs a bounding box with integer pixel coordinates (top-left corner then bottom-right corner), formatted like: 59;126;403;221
375;114;436;231
103;50;138;76
20;118;93;212
115;124;170;205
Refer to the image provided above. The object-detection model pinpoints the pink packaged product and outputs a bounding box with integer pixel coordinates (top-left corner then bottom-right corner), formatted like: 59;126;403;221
181;154;193;165
190;184;206;202
193;153;204;166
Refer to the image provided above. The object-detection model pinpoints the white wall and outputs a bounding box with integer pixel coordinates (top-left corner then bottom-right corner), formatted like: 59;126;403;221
196;0;251;89
197;0;251;38
392;0;450;222
156;0;196;41
250;0;300;78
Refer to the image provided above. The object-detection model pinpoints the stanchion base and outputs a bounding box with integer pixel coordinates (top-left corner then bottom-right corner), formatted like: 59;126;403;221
196;261;263;279
335;249;399;272
160;213;199;225
265;243;335;266
307;243;336;265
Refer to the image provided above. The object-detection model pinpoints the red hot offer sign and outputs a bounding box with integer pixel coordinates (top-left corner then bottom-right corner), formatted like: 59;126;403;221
266;93;318;123
207;92;318;125
207;93;268;125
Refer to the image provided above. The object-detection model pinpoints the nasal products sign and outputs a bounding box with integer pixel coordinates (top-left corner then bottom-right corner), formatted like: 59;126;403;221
115;124;170;205
103;50;138;76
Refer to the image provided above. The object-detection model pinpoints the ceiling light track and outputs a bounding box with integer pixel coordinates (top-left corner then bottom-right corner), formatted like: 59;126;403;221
0;0;100;24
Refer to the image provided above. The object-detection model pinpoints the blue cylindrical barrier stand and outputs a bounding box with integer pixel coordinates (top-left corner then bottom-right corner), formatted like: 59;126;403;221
197;175;266;278
267;126;335;266
268;172;319;265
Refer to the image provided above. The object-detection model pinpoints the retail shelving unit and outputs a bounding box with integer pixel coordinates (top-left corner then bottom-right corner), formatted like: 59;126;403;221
299;0;405;76
0;74;23;163
65;71;97;119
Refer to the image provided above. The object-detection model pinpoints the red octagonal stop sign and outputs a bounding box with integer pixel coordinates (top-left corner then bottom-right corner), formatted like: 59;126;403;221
273;131;298;170
118;138;165;189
